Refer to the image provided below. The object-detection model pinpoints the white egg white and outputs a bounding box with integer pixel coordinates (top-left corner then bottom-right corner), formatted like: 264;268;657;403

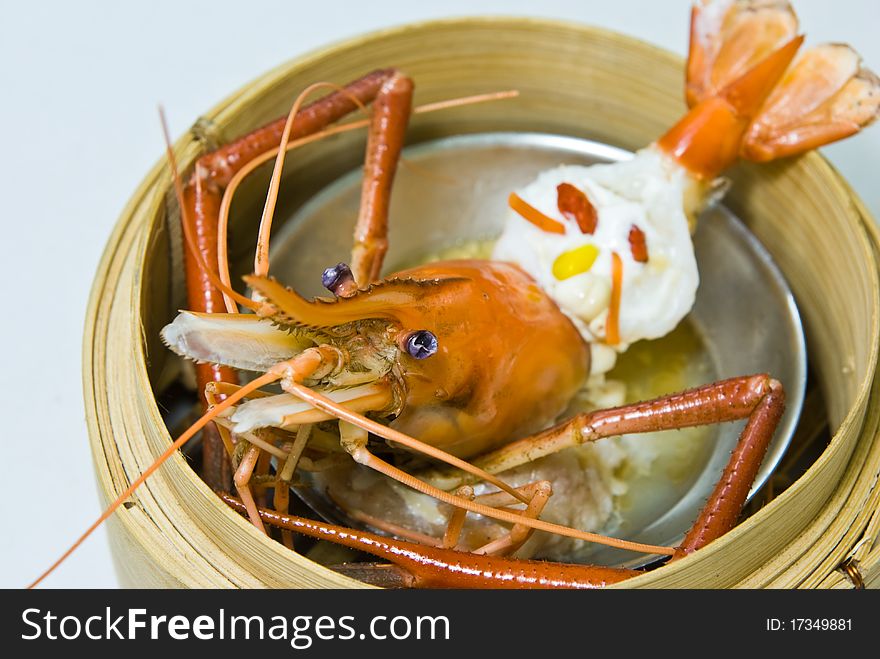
493;146;701;375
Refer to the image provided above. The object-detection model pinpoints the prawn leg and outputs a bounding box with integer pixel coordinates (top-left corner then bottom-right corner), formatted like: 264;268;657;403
214;357;393;531
466;374;783;477
274;424;313;549
328;420;673;556
180;69;397;490
220;494;639;589
350;72;414;286
329;481;552;556
465;375;785;553
233;443;266;533
472;481;553;556
675;376;785;556
218;377;784;588
442;486;474;549
194;70;395;188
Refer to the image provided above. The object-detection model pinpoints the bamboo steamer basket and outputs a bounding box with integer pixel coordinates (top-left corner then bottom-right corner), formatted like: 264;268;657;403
84;18;880;588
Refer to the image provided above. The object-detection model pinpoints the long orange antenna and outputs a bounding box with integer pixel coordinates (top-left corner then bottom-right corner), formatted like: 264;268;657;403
28;370;281;589
158;107;260;311
254;83;369;278
217;88;520;308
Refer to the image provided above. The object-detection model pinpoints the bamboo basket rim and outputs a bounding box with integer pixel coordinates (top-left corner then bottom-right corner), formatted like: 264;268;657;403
624;165;880;587
805;186;880;589
178;15;685;140
83;16;880;589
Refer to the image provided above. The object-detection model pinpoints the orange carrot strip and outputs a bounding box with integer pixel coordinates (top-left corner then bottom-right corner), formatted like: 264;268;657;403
607;252;623;345
508;192;566;234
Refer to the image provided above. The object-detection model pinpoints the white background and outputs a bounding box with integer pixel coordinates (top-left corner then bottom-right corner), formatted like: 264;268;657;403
2;0;878;588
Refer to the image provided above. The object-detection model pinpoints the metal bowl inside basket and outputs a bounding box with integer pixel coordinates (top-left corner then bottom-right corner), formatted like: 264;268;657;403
266;131;807;568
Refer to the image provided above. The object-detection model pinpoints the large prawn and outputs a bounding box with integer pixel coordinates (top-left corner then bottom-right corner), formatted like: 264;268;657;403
31;0;880;589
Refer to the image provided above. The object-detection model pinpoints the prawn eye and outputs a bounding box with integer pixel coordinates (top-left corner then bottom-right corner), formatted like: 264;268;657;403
322;262;355;295
404;330;438;359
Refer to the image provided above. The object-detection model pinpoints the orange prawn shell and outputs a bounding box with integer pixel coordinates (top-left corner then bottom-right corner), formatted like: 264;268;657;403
386;259;590;458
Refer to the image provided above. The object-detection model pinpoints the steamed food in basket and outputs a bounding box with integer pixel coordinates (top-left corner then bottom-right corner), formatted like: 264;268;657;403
153;0;879;588
44;0;880;590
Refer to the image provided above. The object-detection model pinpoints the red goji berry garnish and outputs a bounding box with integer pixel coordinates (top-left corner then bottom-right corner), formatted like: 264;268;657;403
628;225;649;263
557;183;598;234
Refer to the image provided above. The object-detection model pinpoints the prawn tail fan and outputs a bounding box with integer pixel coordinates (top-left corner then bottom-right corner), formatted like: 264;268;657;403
686;0;880;162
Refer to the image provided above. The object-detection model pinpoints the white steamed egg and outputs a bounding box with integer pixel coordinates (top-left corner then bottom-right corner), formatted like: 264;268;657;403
493;146;701;375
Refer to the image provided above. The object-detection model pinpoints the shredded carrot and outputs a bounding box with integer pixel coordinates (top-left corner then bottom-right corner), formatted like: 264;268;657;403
508;192;566;234
607;252;623;345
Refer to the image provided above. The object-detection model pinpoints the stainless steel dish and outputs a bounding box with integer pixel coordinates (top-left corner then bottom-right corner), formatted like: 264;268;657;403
268;131;807;568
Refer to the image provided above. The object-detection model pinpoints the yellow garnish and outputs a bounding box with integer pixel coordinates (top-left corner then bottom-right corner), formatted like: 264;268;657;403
552;244;600;280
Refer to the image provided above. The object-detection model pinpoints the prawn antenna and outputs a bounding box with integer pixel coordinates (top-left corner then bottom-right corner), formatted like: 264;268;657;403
218;87;521;292
158;106;259;311
254;82;370;278
27;370;282;589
